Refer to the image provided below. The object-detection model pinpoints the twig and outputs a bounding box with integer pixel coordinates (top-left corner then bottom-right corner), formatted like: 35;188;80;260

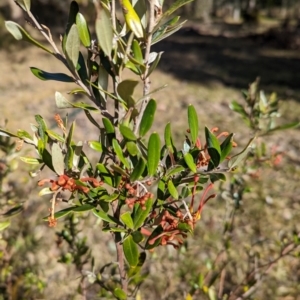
112;201;128;293
231;241;299;300
134;0;156;134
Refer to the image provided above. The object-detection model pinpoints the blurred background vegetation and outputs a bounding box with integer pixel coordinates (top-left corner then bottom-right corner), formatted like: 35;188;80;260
0;0;300;299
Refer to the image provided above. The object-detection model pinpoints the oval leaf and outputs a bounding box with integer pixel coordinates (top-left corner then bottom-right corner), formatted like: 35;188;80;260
188;105;198;144
52;143;64;175
88;141;103;152
113;288;127;300
5;21;53;54
139;99;157;137
183;152;197;173
65;24;80;70
132;197;153;229
132;39;143;64
126;141;139;156
167;180;179;200
121;211;134;229
123;235;139;267
76;12;91;47
119;124;137;141
220;133;233;162
164;122;174;153
147;132;160;176
112;139;129;168
122;0;144;38
130;157;146;182
96;7;113;57
0;221;10;231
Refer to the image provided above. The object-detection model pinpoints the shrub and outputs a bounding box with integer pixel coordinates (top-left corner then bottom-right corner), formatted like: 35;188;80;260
1;0;299;299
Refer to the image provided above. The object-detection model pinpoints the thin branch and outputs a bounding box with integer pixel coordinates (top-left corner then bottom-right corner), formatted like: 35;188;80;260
26;10;61;54
134;0;156;134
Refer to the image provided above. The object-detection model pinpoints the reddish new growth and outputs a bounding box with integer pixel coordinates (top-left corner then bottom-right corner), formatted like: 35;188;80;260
146;184;216;249
38;174;103;193
124;183;153;210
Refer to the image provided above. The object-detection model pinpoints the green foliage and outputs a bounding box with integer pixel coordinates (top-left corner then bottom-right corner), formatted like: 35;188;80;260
2;1;299;299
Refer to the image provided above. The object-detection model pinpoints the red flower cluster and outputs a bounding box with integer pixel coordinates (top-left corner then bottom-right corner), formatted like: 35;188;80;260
38;174;102;193
124;183;153;210
143;183;216;249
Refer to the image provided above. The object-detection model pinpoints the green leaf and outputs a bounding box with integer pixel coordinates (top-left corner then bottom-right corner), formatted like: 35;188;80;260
88;141;103;152
132;197;153;229
163;0;194;17
17;129;34;144
268;122;300;133
1;205;23;218
205;127;221;154
102;117;115;134
228;137;256;170
119;124;137;141
0;129;19;138
77;51;88;83
15;0;31;11
139;99;156;137
44;207;74;220
164;122;174;153
123;235;139;267
147;133;160;176
76;13;91;47
55;91;73;108
188;105;198;144
130;157;146;182
131;231;144;243
46;130;65;142
65;24;80;70
5;21;53;54
63;1;79;51
0;221;10;231
152;20;186;45
167;180;179;199
205;127;221;168
30;68;74;82
230;100;248;117
113;288;127;300
121;212;134;229
183;152;197;173
101;192;120;202
35;115;48;145
117;80;138;107
66;121;75;149
38;187;54;196
96;7;113;57
147;51;163;78
52;143;64;175
220;133;233;162
72;204;94;212
122;0;144;38
126;141;139;156
132;39;143;64
112;139;130;168
93;209;120;224
209;173;226;183
20;157;41;164
97;163;114;186
166;165;185;177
